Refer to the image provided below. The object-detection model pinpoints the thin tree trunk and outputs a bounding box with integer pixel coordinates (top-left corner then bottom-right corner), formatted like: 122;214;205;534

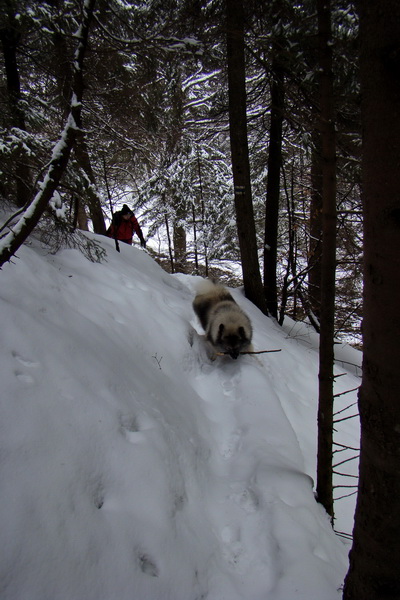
164;213;175;274
315;0;337;524
192;202;198;273
226;0;267;314
0;0;96;267
197;154;209;277
173;198;187;273
0;5;31;207
278;165;295;325
71;196;88;232
343;0;400;597
74;134;106;234
308;126;323;320
264;51;285;319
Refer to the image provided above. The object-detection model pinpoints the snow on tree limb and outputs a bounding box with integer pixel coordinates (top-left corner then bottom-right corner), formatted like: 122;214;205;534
0;0;97;268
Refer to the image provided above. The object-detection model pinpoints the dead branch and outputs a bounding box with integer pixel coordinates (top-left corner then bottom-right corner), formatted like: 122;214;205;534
333;442;360;452
333;484;358;489
333;471;358;478
215;349;282;356
333;455;360;468
334;490;358;501
334;529;353;540
334;387;360;398
334;401;358;416
333;413;359;424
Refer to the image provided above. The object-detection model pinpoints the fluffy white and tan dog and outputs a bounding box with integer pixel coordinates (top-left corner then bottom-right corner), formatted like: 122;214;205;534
192;280;253;359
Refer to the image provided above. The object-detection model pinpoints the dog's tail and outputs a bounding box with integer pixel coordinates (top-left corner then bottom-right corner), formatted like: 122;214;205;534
194;278;222;296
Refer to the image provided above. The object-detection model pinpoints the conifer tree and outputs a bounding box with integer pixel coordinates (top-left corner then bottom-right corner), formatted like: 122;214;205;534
343;0;400;596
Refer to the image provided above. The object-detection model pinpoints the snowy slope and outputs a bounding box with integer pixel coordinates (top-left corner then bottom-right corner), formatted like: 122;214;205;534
0;232;360;600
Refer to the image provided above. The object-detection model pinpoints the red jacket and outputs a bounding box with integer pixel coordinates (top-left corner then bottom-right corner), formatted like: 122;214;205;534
107;215;143;245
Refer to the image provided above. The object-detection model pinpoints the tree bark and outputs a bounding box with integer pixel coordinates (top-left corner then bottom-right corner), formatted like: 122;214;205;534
173;197;187;273
315;0;337;523
74;134;106;234
264;51;285;319
226;0;267;314
308;126;323;320
343;0;400;597
0;0;96;267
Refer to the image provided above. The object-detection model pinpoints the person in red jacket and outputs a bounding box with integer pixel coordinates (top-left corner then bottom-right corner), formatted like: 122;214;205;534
107;204;146;247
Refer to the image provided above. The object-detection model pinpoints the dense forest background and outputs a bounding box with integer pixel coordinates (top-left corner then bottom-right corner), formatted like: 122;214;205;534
0;0;362;345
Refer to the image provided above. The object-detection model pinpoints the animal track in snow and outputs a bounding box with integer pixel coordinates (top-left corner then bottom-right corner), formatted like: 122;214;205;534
173;492;187;514
221;526;244;568
119;414;152;443
220;429;243;459
220;370;241;398
14;370;35;384
138;553;159;577
92;483;105;510
12;351;40;384
120;414;140;434
12;351;40;368
229;487;259;513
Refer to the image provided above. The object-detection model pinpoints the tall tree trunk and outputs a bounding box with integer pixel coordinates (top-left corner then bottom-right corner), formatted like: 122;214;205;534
308;126;323;320
77;197;89;231
173;198;187;273
0;4;31;207
74;134;106;234
226;0;267;314
0;0;96;267
264;51;285;319
196;152;209;276
315;0;337;523
192;202;199;273
164;213;175;274
343;1;400;598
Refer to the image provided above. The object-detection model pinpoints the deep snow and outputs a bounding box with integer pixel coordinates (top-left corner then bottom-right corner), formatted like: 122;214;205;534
0;231;361;600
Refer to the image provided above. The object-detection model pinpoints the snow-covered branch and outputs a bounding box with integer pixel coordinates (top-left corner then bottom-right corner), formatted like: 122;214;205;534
0;0;97;268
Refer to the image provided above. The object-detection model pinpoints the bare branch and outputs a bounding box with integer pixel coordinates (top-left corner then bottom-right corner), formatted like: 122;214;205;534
334;401;358;416
333;455;360;468
333;413;359;424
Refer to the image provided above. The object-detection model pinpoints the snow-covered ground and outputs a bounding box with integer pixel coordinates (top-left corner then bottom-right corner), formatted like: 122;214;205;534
0;231;361;599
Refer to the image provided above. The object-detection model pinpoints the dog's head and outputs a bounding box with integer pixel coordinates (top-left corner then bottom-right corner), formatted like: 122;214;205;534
215;323;250;359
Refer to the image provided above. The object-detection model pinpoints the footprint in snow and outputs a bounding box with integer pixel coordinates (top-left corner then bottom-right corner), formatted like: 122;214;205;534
12;352;40;384
220;369;241;397
230;487;259;513
138;553;159;577
221;526;244;568
220;428;243;459
14;370;35;384
119;414;151;443
12;351;40;368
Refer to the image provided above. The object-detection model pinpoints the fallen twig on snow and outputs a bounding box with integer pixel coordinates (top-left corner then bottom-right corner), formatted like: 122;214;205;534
215;349;282;356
